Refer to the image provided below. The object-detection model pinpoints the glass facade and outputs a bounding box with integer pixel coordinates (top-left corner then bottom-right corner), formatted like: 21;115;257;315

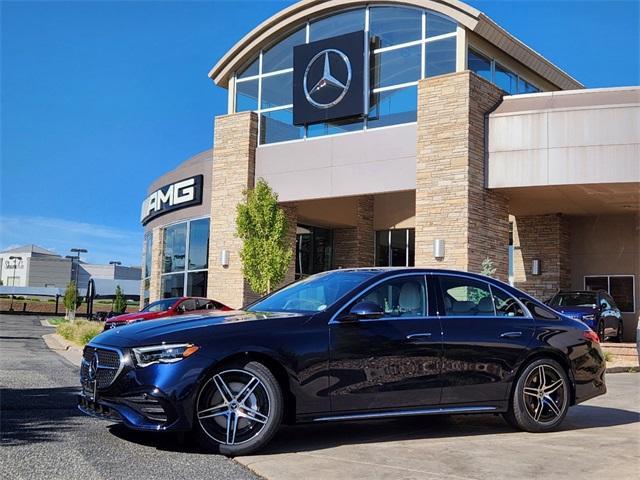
142;232;152;306
585;275;635;313
234;6;459;145
295;225;333;279
468;48;540;95
375;229;415;267
161;218;210;298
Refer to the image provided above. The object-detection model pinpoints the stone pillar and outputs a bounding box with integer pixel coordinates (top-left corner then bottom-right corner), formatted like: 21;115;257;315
148;226;164;302
279;203;298;287
415;71;509;281
512;214;570;300
208;112;259;309
333;195;374;268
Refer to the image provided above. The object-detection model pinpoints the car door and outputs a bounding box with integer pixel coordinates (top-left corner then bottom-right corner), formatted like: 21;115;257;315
436;274;535;405
329;274;442;413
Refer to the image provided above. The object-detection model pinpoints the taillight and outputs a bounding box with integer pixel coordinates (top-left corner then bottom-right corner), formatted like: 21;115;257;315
583;330;600;344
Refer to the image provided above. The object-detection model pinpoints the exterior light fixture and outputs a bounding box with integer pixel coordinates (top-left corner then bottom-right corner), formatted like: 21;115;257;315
433;239;445;260
531;259;541;276
220;249;230;268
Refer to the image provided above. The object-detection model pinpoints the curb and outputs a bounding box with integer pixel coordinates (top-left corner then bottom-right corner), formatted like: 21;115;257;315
40;319;56;328
42;333;83;367
606;365;639;374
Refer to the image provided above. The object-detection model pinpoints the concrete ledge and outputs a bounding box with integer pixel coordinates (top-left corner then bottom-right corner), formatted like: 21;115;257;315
42;333;82;367
40;319;56;328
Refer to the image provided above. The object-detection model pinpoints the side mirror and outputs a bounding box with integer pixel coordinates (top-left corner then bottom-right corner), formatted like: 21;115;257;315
344;301;384;321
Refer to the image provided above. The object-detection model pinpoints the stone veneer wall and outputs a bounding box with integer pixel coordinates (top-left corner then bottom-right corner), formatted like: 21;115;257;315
208;112;259;309
415;71;509;281
513;214;570;300
279;204;298;287
148;226;164;302
333;195;374;268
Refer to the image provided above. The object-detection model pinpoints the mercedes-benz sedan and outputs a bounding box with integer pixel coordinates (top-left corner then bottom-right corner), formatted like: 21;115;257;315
78;268;606;456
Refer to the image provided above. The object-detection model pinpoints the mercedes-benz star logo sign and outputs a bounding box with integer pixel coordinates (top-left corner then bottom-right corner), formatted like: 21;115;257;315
88;352;99;382
303;49;352;109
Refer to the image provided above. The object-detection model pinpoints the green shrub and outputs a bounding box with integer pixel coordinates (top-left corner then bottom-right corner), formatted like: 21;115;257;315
47;317;68;326
56;320;103;346
603;351;614;362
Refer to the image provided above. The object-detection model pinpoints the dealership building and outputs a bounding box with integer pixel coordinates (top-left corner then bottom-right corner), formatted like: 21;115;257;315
140;0;639;339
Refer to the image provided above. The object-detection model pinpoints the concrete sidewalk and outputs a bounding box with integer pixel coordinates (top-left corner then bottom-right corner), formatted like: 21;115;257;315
236;373;640;480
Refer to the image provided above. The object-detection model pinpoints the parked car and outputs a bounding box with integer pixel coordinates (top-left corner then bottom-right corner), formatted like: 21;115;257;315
103;297;232;331
547;290;623;341
79;268;606;456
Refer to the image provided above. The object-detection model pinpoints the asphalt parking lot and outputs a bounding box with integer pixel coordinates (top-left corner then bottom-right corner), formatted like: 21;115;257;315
1;314;639;480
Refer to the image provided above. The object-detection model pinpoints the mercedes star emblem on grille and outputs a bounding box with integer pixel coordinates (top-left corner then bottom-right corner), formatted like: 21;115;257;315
88;352;99;382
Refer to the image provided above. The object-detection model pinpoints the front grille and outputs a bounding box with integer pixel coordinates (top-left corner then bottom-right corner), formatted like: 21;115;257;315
81;345;123;389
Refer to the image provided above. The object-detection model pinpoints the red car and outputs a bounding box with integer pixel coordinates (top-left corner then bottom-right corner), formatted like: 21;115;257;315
103;297;232;331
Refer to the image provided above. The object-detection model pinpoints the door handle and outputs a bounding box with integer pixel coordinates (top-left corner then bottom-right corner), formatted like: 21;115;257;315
406;333;432;342
500;331;523;339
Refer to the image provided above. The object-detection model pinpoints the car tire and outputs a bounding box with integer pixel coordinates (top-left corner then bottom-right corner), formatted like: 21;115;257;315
615;321;624;343
503;358;570;433
195;360;283;456
597;322;606;342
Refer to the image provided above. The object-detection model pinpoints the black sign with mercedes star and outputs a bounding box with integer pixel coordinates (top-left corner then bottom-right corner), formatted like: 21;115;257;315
293;30;366;126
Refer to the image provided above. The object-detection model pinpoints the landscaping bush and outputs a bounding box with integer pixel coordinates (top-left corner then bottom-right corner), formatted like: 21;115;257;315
47;317;68;326
56;320;103;346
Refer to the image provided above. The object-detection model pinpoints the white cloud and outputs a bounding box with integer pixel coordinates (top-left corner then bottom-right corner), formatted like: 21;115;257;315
0;215;142;266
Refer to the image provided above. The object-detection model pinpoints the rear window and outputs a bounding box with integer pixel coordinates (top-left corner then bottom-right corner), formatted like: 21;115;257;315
550;293;597;308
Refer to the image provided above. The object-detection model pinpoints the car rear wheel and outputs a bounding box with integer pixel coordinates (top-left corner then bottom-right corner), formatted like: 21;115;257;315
597;322;606;342
195;360;283;456
615;321;624;342
503;358;569;432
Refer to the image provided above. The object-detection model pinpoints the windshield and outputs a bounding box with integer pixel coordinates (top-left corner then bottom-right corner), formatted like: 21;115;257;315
247;270;378;313
551;293;597;308
141;298;178;313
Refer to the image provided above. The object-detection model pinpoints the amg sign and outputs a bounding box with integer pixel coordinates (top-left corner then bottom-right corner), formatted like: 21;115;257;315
140;175;203;225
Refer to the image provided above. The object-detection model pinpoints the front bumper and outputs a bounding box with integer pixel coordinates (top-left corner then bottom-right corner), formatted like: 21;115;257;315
78;344;208;432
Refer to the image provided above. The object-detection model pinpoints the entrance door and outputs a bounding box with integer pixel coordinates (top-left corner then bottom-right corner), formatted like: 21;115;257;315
329;274;442;412
296;225;333;279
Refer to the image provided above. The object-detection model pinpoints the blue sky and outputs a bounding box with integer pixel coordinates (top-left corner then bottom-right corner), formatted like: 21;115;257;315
1;0;638;265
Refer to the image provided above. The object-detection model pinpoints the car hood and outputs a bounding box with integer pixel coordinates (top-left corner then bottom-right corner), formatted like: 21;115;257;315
105;311;162;324
553;306;597;318
92;310;306;348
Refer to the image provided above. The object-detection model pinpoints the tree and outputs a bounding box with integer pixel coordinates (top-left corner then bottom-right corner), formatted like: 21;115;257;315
481;257;497;278
113;285;127;314
63;281;81;321
236;179;292;296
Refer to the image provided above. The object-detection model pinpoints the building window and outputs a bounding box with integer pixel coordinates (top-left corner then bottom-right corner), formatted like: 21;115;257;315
375;229;415;267
468;47;540;95
585;275;635;313
161;218;210;299
142;232;152;306
234;6;458;145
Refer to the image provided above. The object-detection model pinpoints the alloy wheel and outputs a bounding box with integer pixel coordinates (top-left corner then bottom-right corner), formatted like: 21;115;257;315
197;369;270;446
522;364;567;425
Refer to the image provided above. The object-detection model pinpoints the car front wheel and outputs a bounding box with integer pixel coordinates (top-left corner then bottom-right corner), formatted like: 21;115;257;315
195;360;283;456
503;358;570;432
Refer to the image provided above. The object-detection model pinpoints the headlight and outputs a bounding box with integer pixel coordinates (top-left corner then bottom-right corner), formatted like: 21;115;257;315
582;314;596;322
132;343;199;367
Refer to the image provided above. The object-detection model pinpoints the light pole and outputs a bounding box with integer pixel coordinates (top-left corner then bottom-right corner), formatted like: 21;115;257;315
70;248;87;287
8;256;22;312
69;248;87;318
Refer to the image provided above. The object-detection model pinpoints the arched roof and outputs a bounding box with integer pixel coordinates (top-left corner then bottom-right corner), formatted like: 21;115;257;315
209;0;583;90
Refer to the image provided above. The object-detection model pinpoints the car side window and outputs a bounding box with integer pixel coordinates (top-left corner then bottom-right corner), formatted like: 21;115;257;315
196;299;215;310
522;299;558;320
602;293;617;310
354;276;427;318
181;299;197;311
439;276;494;316
491;287;526;317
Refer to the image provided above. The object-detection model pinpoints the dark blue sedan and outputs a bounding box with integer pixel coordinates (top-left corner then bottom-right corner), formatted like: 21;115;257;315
548;290;623;342
78;268;606;456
